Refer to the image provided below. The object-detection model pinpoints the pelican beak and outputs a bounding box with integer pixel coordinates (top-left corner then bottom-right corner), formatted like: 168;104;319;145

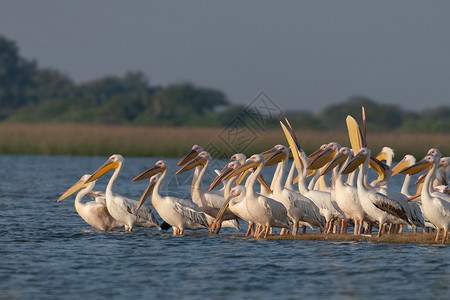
132;165;165;181
308;148;337;170
376;152;388;163
209;165;235;192
399;158;433;175
407;194;421;202
175;155;206;175
177;149;198;167
235;169;251;186
136;178;157;211
308;146;324;160
57;179;89;202
320;151;348;176
342;152;366;175
391;157;411;176
266;150;286;167
261;147;278;161
225;159;260;180
415;172;428;185
346;115;363;154
258;173;272;194
306;169;316;178
369;157;389;181
209;191;241;232
86;159;119;183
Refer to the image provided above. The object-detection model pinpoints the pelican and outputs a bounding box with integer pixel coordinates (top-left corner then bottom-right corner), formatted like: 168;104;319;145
132;161;209;235
401;155;450;243
374;148;424;231
225;154;290;238
85;154;160;232
58;174;123;231
342;148;410;236
175;151;240;230
265;145;325;234
320;147;366;234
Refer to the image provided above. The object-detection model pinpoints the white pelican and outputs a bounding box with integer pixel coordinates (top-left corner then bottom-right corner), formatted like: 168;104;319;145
58;174;123;231
266;145;325;234
342;148;410;236
300;142;343;233
175;151;240;231
320;147;366;234
209;162;256;235
401;155;450;243
132;161;209;235
85;154;160;232
374;148;424;231
226;154;290;238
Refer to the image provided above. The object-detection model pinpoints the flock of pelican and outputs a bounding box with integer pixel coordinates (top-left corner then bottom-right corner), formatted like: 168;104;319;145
58;108;450;243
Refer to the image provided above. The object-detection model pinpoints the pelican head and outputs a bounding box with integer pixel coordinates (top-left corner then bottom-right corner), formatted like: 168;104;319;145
209;161;240;192
177;144;203;167
86;154;123;183
376;147;395;163
132;160;167;182
400;155;436;176
308;144;328;160
427;148;442;159
136;173;160;211
308;142;341;170
58;174;94;202
175;151;210;176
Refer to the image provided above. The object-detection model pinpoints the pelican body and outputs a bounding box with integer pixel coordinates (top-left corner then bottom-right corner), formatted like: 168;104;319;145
58;174;123;231
86;154;160;232
133;161;209;235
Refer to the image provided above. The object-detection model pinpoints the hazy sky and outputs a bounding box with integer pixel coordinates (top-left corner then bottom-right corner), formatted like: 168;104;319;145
1;1;449;112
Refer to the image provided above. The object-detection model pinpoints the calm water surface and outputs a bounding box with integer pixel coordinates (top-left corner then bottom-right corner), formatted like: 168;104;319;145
0;155;448;299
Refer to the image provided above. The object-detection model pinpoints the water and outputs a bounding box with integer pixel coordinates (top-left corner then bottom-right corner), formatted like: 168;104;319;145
0;155;449;299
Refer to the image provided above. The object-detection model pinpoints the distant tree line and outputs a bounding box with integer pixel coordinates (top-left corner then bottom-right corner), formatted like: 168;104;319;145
0;35;448;132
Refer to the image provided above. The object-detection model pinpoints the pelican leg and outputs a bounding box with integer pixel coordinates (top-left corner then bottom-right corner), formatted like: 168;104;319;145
215;223;222;234
397;225;403;234
353;219;358;235
435;228;441;242
378;223;385;237
302;226;307;234
245;222;254;236
264;227;270;239
442;230;448;244
292;223;299;236
256;226;267;239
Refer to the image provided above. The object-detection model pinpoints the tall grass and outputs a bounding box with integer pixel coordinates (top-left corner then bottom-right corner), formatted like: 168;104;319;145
0;123;448;159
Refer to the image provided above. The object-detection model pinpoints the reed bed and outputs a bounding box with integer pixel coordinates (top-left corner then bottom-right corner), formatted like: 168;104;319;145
0;123;448;158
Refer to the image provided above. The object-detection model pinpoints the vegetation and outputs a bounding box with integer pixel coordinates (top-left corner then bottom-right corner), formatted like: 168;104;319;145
0;35;448;157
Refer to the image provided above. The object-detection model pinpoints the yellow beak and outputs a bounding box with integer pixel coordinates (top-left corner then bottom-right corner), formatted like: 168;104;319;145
307;148;337;170
399;159;433;175
342;152;366;175
320;151;348;176
136;178;157;211
86;160;119;183
209;191;241;232
175;156;206;176
391;158;412;176
57;179;89;202
132;165;165;182
265;150;286;167
177;149;199;167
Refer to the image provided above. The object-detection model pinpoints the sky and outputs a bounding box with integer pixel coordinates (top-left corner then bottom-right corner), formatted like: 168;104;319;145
1;1;449;113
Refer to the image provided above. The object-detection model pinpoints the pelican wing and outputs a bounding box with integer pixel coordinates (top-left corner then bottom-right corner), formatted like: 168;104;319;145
173;201;209;228
86;190;107;204
370;192;409;223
